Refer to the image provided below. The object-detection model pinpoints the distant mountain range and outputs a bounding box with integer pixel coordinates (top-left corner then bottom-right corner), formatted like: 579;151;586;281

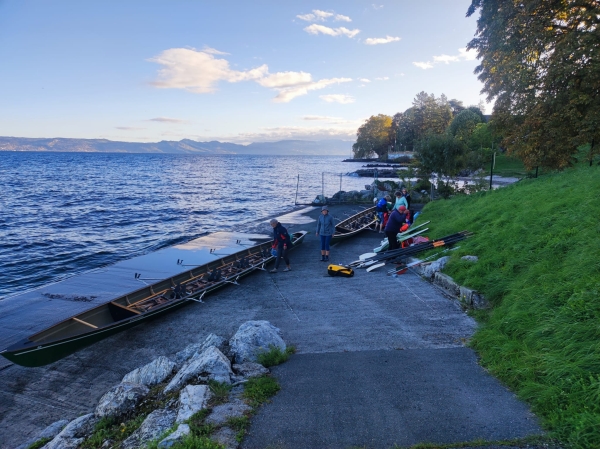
0;137;353;156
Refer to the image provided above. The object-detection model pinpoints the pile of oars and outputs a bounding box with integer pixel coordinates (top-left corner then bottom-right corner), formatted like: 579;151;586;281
348;231;472;269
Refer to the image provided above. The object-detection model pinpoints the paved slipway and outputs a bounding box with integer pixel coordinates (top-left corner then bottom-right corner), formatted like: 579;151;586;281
0;205;543;448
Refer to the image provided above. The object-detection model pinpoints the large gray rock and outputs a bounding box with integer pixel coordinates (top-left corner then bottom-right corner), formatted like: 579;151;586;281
41;414;97;449
122;356;175;387
174;333;226;368
121;409;176;449
205;399;251;426
95;383;150;418
158;424;191;448
165;346;233;393
176;385;212;423
229;320;285;364
17;419;69;449
232;362;269;379
422;256;451;278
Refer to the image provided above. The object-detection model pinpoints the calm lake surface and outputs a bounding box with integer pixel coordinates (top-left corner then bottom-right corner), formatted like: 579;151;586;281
0;152;378;299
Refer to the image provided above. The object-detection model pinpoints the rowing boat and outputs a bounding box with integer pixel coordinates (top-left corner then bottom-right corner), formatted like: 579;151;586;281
1;231;307;367
330;206;377;244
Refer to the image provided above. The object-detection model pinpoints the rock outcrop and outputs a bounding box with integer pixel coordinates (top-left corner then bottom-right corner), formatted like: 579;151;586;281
122;356;176;387
229;320;286;364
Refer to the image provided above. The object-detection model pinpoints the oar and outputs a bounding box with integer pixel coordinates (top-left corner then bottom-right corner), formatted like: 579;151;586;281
386;246;461;274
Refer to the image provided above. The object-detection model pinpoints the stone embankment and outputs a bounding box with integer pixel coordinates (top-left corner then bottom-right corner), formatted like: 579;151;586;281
413;255;490;309
19;320;285;449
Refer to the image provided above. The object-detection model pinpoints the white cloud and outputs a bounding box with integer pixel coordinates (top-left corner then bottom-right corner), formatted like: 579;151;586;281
115;126;146;130
320;94;355;104
375;76;389;81
414;47;478;70
233;126;356;143
359;78;371;83
149;48;267;93
147;117;188;123
202;46;229;55
413;61;434;70
304;24;360;38
297;10;351;23
273;77;353;103
372;4;384;10
459;47;477;61
302;115;341;121
335;14;352;22
256;71;312;88
150;47;352;102
433;54;460;64
364;35;401;45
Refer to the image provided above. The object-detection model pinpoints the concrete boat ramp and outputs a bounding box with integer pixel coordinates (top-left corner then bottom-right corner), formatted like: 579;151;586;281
0;206;544;448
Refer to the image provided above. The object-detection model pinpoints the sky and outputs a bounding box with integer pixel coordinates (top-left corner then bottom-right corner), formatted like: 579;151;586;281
0;0;486;144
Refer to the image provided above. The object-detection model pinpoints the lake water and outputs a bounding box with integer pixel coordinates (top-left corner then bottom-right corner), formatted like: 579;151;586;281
0;152;384;299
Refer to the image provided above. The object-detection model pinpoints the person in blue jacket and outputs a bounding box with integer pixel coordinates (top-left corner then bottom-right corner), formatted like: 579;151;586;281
269;219;292;273
316;205;335;261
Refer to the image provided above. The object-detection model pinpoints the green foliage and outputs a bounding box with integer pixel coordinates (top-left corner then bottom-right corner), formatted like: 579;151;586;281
256;345;296;368
352;114;393;159
467;0;600;170
208;380;232;406
243;376;280;407
448;109;482;141
414;133;465;177
419;164;600;448
26;438;51;449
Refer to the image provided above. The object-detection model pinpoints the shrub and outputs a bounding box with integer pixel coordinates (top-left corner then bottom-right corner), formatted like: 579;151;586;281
256;345;296;368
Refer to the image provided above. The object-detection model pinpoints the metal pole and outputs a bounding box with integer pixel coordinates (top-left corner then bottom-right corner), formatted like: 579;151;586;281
322;172;324;203
489;152;495;190
294;174;300;205
339;173;342;200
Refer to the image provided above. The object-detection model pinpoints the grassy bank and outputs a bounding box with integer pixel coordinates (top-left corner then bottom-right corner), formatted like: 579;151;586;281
416;164;600;448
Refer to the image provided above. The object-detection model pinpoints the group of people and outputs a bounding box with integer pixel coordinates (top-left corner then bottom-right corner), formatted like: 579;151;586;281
268;186;413;272
376;187;413;251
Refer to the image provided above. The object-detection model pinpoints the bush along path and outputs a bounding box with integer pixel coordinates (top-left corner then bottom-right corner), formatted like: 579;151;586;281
21;320;293;449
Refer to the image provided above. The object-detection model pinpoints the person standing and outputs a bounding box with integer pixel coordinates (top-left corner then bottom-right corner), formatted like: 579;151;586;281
316;205;335;261
401;187;411;210
393;190;408;211
375;195;392;233
384;206;407;251
269;219;292;273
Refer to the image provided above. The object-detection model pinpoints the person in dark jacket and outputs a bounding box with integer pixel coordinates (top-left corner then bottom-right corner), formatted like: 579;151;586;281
316;205;335;261
269;219;292;272
384;206;407;251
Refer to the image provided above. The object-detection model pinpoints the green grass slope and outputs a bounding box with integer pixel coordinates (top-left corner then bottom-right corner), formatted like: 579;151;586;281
416;165;600;449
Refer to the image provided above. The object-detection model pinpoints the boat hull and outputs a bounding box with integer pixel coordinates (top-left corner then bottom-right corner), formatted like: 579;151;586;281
330;206;377;244
1;231;307;367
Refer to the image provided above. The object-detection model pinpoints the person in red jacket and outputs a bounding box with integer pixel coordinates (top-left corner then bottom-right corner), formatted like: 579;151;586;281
384;206;407;251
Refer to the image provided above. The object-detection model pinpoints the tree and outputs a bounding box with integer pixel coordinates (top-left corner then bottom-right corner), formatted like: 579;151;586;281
467;0;600;170
392;92;454;153
449;99;466;116
448;109;482;142
352;114;393;159
414;133;466;178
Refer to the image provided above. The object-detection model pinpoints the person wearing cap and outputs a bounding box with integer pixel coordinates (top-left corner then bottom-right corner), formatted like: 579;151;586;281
269;219;292;273
316;205;335;262
384;206;407;251
375;195;392;233
393;190;408;211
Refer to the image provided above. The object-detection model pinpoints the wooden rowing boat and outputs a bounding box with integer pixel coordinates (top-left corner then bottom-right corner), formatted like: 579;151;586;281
1;231;307;367
330;206;377;244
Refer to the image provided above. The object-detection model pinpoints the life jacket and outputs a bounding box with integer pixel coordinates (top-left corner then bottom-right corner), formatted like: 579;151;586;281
376;198;387;212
